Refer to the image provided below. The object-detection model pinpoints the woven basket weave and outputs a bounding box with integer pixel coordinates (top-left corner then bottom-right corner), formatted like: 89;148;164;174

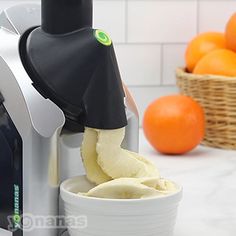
176;67;236;150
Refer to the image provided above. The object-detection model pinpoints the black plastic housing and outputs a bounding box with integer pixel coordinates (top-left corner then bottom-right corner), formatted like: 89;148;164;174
19;0;127;132
42;0;93;34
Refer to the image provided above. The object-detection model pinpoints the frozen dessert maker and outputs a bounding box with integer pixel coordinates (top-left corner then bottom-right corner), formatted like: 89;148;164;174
0;1;139;236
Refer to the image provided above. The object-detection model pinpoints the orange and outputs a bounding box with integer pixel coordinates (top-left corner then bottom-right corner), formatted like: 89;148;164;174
143;95;205;155
193;49;236;76
225;13;236;52
185;32;226;72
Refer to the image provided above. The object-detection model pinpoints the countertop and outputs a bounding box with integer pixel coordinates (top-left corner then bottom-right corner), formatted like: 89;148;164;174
139;129;236;236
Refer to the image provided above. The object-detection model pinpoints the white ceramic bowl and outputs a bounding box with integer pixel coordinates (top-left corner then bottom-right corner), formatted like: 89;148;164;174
60;175;182;236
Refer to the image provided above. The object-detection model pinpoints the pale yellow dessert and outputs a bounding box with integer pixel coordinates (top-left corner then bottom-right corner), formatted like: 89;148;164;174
79;127;177;199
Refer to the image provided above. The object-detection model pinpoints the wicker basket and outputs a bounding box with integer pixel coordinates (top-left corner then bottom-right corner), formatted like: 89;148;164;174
176;67;236;150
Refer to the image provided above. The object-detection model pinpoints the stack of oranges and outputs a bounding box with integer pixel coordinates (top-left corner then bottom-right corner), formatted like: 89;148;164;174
143;95;205;155
186;13;236;76
143;13;236;155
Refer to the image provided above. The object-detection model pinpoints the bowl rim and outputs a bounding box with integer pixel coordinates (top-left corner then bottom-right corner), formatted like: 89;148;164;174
60;175;183;203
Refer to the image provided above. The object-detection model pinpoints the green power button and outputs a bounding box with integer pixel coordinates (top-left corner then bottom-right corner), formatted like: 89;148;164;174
94;30;112;46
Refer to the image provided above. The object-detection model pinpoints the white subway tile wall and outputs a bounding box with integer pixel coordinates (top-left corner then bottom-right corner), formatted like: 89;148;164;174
93;0;126;43
1;0;236;125
116;44;162;86
127;1;197;43
162;44;186;85
198;0;236;33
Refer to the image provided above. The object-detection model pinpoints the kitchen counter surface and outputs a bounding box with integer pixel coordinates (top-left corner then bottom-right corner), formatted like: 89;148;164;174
139;129;236;236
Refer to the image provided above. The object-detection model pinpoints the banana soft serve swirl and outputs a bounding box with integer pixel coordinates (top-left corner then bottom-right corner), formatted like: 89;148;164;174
79;127;178;199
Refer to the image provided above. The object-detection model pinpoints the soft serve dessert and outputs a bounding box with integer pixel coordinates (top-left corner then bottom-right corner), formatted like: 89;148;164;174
79;127;178;199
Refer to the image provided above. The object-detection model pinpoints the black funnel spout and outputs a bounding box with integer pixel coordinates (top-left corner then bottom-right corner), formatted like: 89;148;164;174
42;0;93;34
19;0;128;132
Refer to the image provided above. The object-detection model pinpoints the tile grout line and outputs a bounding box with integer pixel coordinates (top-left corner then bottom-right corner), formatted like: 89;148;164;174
1;0;236;1
127;84;177;88
114;42;189;46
